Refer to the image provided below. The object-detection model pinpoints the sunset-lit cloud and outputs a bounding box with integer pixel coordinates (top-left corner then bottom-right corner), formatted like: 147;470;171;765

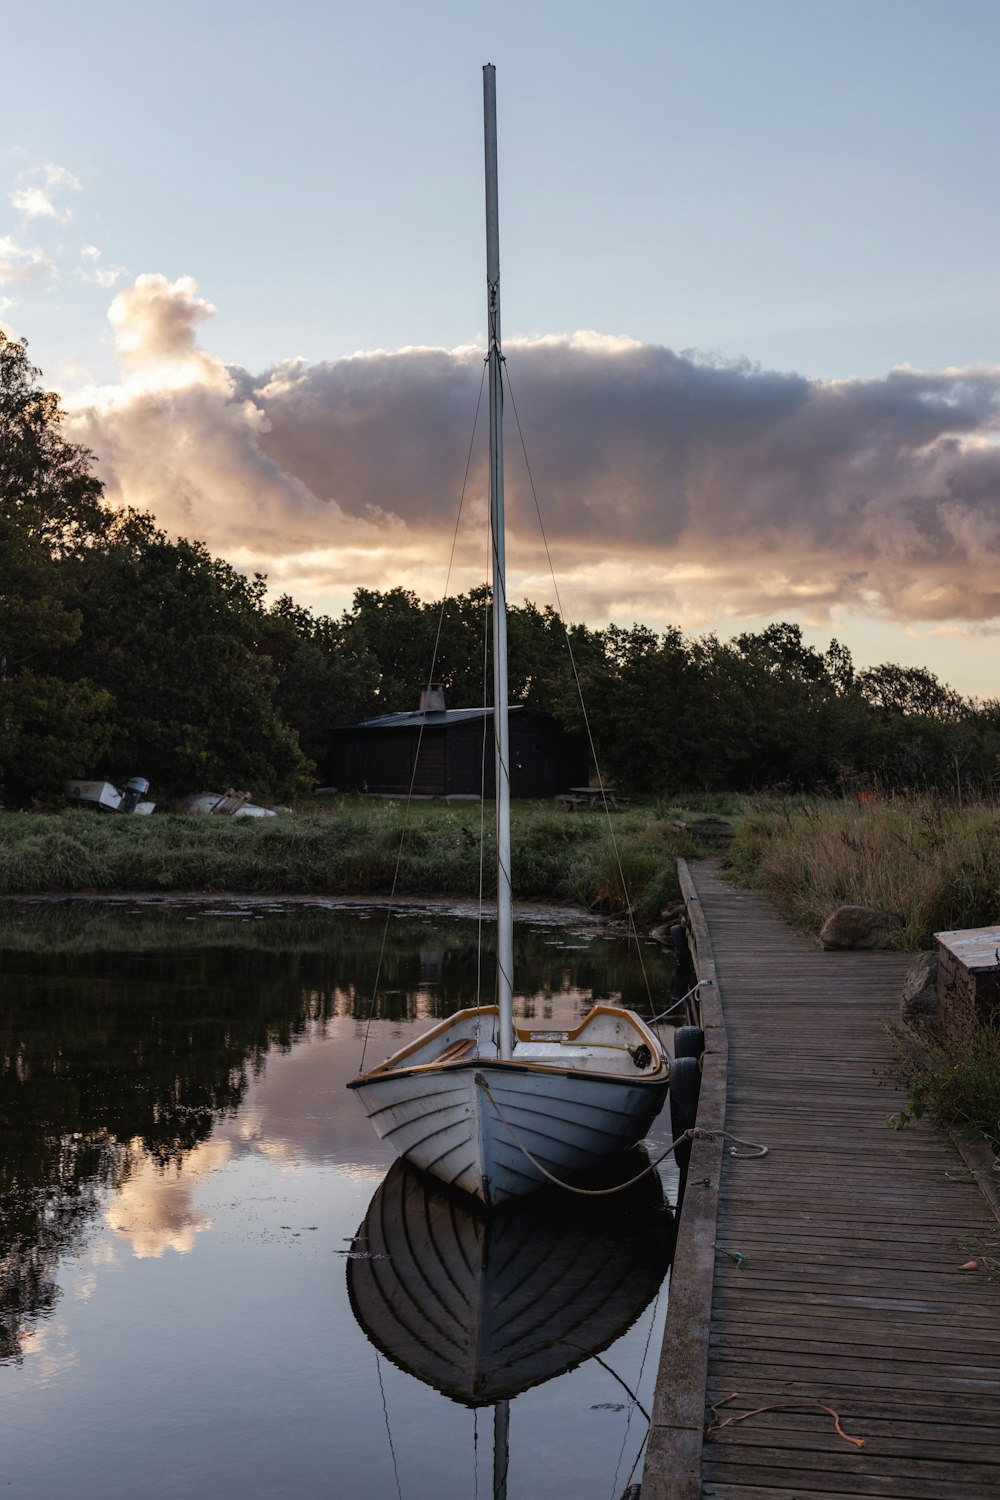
64;274;1000;640
65;275;433;590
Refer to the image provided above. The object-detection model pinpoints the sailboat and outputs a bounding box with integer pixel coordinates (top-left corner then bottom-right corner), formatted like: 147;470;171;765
347;65;671;1206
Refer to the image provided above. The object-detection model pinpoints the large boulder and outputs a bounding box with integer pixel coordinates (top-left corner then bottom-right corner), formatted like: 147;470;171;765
819;904;903;949
900;952;938;1026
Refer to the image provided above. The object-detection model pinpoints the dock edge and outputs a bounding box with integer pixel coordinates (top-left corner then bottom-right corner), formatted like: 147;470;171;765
641;858;728;1500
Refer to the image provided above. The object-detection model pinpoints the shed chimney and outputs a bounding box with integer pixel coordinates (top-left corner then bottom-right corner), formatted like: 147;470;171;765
419;683;446;713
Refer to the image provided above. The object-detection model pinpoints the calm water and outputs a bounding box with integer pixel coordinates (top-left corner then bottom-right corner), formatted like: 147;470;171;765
0;897;679;1500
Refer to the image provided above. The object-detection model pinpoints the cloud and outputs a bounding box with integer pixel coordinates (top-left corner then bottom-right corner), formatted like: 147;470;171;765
65;273;1000;628
80;244;125;288
108;273;218;378
66;275;425;587
106;1138;230;1259
0;234;56;290
11;162;81;225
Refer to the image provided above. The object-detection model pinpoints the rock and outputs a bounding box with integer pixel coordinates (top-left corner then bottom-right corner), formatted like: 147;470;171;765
650;924;672;945
900;952;938;1026
819;904;903;950
659;903;686;924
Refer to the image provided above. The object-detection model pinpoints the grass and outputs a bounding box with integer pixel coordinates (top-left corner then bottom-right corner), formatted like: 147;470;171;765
0;797;705;920
892;1014;1000;1154
724;792;1000;949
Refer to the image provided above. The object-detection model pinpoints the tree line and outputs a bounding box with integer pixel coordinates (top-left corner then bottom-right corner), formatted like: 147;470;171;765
2;329;998;806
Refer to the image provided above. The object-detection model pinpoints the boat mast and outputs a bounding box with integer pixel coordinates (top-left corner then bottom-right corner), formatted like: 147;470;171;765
483;63;514;1061
493;1400;510;1500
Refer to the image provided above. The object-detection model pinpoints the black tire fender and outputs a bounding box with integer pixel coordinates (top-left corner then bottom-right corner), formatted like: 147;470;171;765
669;1055;701;1140
673;1025;705;1061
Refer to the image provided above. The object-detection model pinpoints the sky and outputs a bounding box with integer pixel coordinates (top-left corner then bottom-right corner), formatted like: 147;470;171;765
3;0;1000;697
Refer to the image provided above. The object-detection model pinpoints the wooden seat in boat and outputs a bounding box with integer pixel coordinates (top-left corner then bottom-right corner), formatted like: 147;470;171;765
436;1037;478;1064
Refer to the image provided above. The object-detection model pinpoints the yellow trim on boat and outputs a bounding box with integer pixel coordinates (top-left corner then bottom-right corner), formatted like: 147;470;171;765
352;1003;668;1084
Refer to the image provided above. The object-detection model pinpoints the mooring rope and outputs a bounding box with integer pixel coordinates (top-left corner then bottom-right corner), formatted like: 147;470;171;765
474;1074;767;1195
374;1348;405;1500
648;978;712;1025
707;1392;865;1449
608;1288;662;1500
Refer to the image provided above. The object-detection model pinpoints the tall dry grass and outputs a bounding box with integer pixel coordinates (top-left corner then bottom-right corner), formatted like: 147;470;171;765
725;794;1000;948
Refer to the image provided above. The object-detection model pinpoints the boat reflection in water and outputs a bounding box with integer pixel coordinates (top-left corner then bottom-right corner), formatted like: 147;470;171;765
347;1153;674;1495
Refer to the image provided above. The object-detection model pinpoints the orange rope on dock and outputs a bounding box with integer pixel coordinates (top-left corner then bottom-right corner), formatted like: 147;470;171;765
706;1392;865;1449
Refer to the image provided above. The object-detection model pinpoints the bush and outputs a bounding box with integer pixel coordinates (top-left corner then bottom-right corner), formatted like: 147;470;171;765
894;1016;1000;1153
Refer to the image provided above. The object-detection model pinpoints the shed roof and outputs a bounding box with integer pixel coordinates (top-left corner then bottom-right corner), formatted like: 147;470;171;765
935;926;1000;970
335;705;539;732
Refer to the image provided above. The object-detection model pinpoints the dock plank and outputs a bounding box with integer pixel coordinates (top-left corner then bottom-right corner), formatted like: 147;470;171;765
641;860;1000;1500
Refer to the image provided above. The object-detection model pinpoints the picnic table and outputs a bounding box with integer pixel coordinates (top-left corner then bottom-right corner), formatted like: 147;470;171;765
566;786;629;810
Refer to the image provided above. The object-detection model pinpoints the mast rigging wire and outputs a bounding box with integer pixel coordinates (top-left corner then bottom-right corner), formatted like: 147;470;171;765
502;364;657;1017
358;360;488;1070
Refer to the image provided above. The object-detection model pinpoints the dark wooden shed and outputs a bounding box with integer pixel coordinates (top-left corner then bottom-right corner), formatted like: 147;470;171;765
329;704;587;799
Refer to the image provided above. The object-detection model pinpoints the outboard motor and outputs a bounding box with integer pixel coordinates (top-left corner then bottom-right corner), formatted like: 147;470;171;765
121;776;150;814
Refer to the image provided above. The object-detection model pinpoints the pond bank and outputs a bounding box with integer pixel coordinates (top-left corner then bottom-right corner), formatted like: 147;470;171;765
0;802;699;919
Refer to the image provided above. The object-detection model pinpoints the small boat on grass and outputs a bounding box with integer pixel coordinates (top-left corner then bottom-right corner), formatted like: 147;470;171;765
63;776;155;815
177;790;277;818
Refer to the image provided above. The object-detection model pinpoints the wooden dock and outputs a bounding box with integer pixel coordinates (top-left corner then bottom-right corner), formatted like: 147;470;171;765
642;860;1000;1500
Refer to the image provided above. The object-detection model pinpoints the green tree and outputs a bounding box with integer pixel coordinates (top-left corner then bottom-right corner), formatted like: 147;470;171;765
63;512;311;799
339;587;587;717
344;587;434;711
260;596;375;766
506;599;583;712
857;662;967;721
685;624;866;790
0;332;107;552
572;624;696;790
0;337;113;801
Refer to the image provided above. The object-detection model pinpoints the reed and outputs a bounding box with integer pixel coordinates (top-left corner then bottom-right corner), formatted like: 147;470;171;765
725;793;1000;949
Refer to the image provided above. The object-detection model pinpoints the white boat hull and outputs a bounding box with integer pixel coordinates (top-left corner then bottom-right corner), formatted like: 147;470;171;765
349;1007;669;1205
